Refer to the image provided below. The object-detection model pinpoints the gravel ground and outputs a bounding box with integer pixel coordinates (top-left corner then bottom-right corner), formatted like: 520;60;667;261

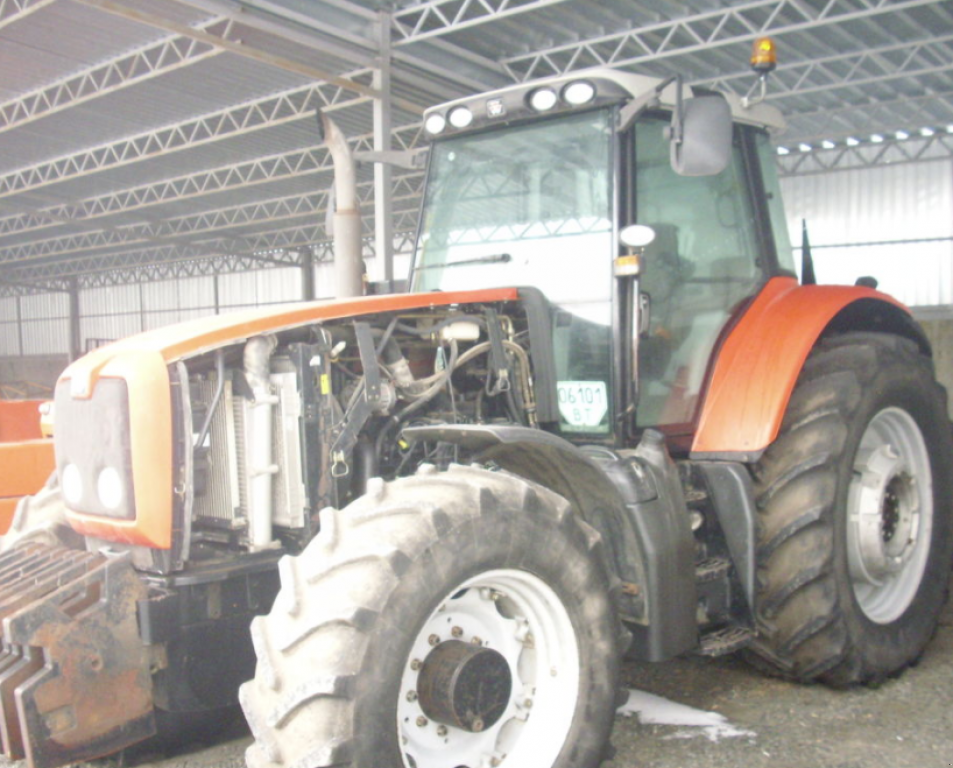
2;582;952;768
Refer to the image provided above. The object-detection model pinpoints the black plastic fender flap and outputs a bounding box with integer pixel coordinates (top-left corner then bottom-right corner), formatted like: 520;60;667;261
0;544;155;768
402;424;646;622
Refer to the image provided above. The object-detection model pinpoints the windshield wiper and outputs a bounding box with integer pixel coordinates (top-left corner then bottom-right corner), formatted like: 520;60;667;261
416;253;512;270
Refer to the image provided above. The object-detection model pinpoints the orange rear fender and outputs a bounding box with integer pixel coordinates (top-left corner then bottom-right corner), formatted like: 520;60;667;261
691;277;913;459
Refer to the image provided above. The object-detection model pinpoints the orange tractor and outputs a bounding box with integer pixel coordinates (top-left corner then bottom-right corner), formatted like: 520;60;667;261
1;59;950;768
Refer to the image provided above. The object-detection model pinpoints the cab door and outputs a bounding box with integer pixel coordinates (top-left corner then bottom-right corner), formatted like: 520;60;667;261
627;117;793;443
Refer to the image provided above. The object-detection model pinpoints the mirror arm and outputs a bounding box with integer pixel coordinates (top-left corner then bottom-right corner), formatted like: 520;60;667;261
670;74;684;146
617;74;677;133
353;148;429;170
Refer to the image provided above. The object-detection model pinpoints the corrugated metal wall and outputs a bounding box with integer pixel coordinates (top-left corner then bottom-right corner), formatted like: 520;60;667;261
18;293;70;356
1;267;314;358
780;158;953;306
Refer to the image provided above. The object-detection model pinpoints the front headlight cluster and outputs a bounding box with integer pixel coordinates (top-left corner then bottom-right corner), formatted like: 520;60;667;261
424;78;598;136
61;464;126;512
54;378;136;520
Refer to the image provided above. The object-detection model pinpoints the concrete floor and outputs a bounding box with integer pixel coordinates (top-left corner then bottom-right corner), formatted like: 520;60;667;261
2;584;952;768
607;588;953;768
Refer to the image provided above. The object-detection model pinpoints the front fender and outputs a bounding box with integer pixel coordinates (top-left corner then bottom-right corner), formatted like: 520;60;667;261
691;277;925;460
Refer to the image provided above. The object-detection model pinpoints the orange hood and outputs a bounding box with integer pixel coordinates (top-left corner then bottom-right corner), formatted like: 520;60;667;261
61;288;520;398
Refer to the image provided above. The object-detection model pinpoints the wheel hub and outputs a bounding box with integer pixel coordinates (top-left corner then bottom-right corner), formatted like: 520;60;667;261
846;407;934;625
850;444;920;583
417;640;512;733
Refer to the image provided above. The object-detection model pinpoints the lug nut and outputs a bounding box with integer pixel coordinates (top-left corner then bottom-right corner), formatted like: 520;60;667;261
406;690;418;702
471;636;482;645
451;626;463;637
410;659;422;671
436;725;448;736
428;634;440;646
416;716;428;727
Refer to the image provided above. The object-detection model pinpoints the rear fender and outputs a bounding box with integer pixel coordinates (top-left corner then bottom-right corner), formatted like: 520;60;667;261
691;277;926;460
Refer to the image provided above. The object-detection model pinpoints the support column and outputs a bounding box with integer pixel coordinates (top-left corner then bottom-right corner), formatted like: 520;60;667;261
15;295;23;357
373;10;394;287
67;277;81;362
301;246;315;300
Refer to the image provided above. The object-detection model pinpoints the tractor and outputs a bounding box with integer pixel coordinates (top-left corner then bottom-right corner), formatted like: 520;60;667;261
0;47;950;768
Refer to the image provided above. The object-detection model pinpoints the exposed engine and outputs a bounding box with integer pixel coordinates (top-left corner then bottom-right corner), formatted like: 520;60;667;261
182;302;535;560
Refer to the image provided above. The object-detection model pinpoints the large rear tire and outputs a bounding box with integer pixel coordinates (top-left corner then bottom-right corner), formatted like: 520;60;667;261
749;332;953;685
240;464;622;768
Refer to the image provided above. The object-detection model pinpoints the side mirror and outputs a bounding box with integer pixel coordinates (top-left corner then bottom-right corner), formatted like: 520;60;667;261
670;93;732;177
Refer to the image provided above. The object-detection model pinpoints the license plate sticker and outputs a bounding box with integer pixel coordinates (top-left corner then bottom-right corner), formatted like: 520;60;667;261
557;381;608;431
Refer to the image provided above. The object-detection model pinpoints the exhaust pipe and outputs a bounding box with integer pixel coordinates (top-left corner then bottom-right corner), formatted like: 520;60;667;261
318;110;363;298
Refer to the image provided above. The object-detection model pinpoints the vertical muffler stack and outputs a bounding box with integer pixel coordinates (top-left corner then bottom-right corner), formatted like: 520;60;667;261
318;110;363;298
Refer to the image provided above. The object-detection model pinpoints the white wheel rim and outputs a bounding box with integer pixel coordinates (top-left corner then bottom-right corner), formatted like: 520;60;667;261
397;568;579;768
846;407;933;624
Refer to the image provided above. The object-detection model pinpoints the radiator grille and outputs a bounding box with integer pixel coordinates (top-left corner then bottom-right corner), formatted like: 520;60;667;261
192;375;244;525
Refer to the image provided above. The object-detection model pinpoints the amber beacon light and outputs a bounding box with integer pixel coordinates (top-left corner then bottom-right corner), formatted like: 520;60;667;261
751;37;778;74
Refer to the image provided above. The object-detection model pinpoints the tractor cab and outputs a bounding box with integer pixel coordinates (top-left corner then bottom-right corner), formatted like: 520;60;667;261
411;69;794;447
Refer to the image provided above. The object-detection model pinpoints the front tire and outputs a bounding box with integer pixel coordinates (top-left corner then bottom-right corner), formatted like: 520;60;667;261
240;464;622;768
750;332;953;685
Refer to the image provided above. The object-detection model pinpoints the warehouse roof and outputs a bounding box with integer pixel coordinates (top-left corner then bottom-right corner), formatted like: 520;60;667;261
1;0;951;291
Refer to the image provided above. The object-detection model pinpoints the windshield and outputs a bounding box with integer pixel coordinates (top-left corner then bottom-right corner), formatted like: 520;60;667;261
412;108;616;435
413;109;614;320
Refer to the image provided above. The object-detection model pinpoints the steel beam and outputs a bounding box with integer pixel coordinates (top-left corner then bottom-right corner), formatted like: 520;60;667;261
391;0;571;45
777;132;953;176
1;175;424;277
0;80;372;202
704;34;953;99
500;0;943;81
0;0;56;30
0;18;232;136
784;89;953;144
6;228;418;289
72;0;421;111
67;276;80;361
0;125;426;242
374;11;394;284
694;35;953;99
0;173;424;265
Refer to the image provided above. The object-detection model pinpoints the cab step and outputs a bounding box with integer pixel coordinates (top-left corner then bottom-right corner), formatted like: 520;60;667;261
695;556;731;584
697;624;754;657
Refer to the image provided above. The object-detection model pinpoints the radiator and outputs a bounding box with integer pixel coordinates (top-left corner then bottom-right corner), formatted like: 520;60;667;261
192;369;307;531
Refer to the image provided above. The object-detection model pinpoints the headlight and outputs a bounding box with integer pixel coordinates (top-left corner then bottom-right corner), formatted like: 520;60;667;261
448;106;474;129
528;87;558;112
562;80;596;106
62;464;83;505
97;467;125;511
425;113;447;135
54;377;136;520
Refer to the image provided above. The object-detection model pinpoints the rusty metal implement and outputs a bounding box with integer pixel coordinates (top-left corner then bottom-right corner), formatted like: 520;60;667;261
0;544;154;768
